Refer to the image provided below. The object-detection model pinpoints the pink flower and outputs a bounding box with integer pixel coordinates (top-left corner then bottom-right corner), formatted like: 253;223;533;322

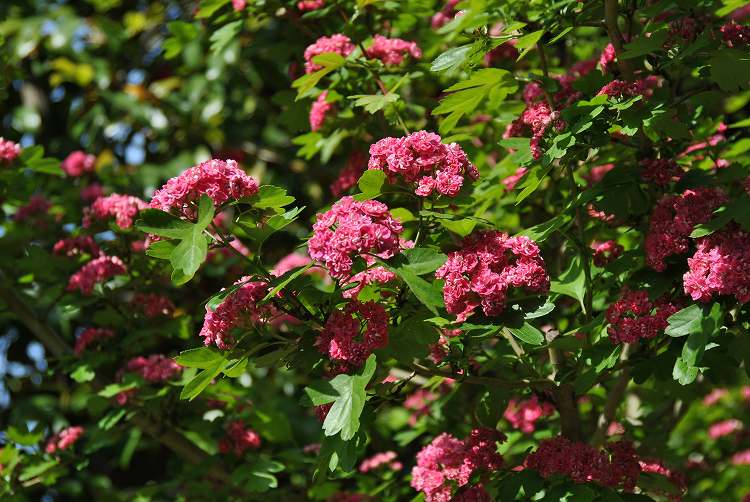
74;327;114;355
124;354;182;382
431;0;460;29
484;40;519;66
45;426;84;454
504;396;555;433
80;183;104;203
0;138;21;164
53;236;101;258
272;253;313;276
231;0;246;11
667;17;700;44
721;21;750;47
599;43;617;73
411;428;504;502
341;265;397;299
67;255;127;295
308;196;403;279
683;227;750;303
638;458;687;499
359;451;402;472
303;34;355;74
199;278;277;349
591;240;623;267
331;150;367;197
597;76;660;98
15;194;51;222
368;131;479;197
708;419;743;439
732;449;750;465
298;0;325;11
83;193;147;229
218;420;261;455
640;158;683;185
645;188;727;271
503;100;564;160
310;91;333;131
132;293;175;318
605;289;681;344
365;35;422;65
436;231;549;322
317;300;388;369
584;163;615;185
149;159;259;219
703;388;728;406
404;388;439;425
61;151;96;177
502;167;527;191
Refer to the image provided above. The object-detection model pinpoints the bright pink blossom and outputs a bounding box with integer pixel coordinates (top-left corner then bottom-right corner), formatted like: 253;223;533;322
404;388;439;425
732;449;750;465
591;240;623;267
605;289;681;344
644;187;727;271
67;255;127;295
584;163;615;185
231;0;246;11
431;0;460;28
303;34;355;73
436;231;549;322
308;196;403;279
502;167;527;191
368;131;478;197
298;0;325;11
149;159;259;219
599;43;617;72
640;158;683;185
61;150;96;177
132;293;175;318
272;252;313;276
597;76;660;98
84;193;147;229
683;227;750;303
504;396;555;433
74;327;114;355
317;300;388;369
342;264;397;299
503;100;564;160
708;419;743;439
639;458;687;499
310;91;333;131
218;420;261;455
331;151;367;197
411;428;504;502
0;138;21;164
124;354;182;382
359;451;402;472
45;426;84;454
199;278;276;349
366;35;422;65
53;236;101;258
703;388;728;406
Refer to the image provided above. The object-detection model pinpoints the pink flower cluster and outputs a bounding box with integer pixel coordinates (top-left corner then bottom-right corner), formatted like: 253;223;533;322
359;451;402;472
45;426;84;454
132;293;175;318
732;449;750;465
668;17;700;43
591;240;623;267
331;150;367;197
149;159;259;219
199;278;274;349
683;227;750;303
436;231;549;322
708;418;742;439
605;289;681;344
304;34;355;73
53;235;100;258
84;194;147;229
368;131;479;197
404;388;439;425
74;327;114;355
365;35;422;65
638;458;687;499
298;0;325;11
703;388;728;406
67;255;127;295
502;167;527;191
584;163;615;185
80;183;104;203
310;91;333;131
342;263;397;299
504;101;563;161
645;188;727;271
640;158;683;185
599;43;617;72
597;76;660;98
61;151;96;177
308;196;403;279
0;138;21;163
125;354;182;382
721;21;750;47
411;428;504;502
503;396;555;433
218;420;261;455
431;0;460;29
15;194;50;222
525;437;640;490
317;300;388;369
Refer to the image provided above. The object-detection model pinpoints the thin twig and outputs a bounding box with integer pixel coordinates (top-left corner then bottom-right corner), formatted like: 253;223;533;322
591;342;636;446
603;0;634;81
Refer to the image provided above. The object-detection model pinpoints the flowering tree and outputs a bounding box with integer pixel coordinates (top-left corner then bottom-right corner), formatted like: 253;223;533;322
0;0;749;500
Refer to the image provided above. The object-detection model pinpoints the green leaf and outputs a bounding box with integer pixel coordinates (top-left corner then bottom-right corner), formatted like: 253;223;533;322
136;209;194;239
550;255;587;312
515;165;554;205
209;20;242;55
304;380;339;406
180;359;227;401
620;30;668;59
322;354;376;440
433;68;517;133
292;53;346;99
349;93;399;114
514;30;544;61
98;381;137;398
439;218;477;237
262;263;313;301
665;305;703;337
174;347;224;368
239;458;285;492
357;169;387;196
6;425;43;446
71;364;95;383
170;231;208;281
163;21;199;59
253;185;295;210
506;323;544;345
389;266;444;314
19;460;58;482
27;157;63;176
517;215;569;242
710;48;750;92
401;247;447;275
431;44;472;72
145;240;176;259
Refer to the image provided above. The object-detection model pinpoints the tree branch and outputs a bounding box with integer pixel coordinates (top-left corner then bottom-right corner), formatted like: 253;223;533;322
591;342;636;446
604;0;634;81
